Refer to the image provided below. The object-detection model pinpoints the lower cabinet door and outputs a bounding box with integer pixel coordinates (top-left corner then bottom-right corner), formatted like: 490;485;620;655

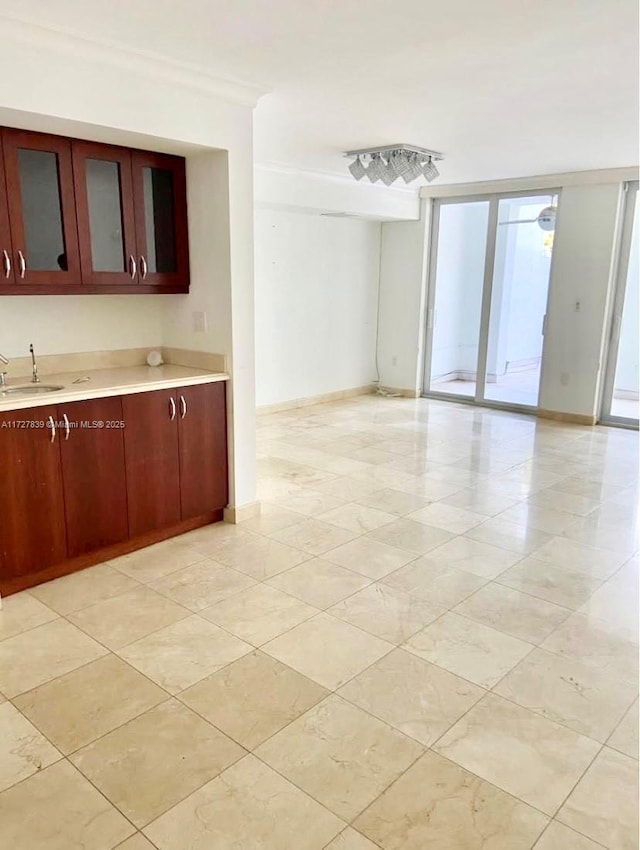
59;397;129;557
0;405;67;583
177;382;228;519
122;389;181;536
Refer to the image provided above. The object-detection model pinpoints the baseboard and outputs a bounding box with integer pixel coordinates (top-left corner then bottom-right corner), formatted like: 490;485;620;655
224;501;262;524
376;386;420;398
257;385;375;415
537;408;597;426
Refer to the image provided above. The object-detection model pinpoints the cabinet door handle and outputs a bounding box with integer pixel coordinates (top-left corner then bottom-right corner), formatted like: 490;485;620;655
17;250;26;278
140;256;148;280
180;395;187;418
169;397;176;421
63;413;70;440
47;415;56;443
2;250;10;278
129;255;137;279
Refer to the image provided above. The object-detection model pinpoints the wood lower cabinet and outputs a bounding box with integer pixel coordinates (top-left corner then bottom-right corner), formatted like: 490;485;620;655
123;382;228;534
122;389;182;537
0;405;67;581
58;397;129;556
0;381;228;595
178;382;228;520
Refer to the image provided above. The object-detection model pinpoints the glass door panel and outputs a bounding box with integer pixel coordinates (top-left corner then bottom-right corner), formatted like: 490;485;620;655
482;195;555;407
427;200;490;399
601;183;639;425
1;129;81;286
142;166;177;274
86;159;127;273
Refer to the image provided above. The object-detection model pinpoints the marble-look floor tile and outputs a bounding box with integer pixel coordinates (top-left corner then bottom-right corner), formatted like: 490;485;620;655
466;517;553;555
607;699;638;759
114;836;157;850
324;828;379;850
177;523;257;559
311;475;383;502
0;702;61;791
0;591;58;641
268;558;371;608
110;539;205;583
211;535;309;579
405;611;533;687
495;648;637;742
149;560;256;611
71;700;245;827
118;615;251;693
323;536;416;579
534;821;604;849
434;693;600;814
367;518;454;555
497;557;604;610
200;584;318;645
329;583;444;643
14;654;166;754
408;502;489;534
339;648;483;746
0;619;108;697
68;586;189;650
356;487;431;517
272;489;347;517
354;750;548;850
558;747;638;849
255;694;423;821
144;755;344;849
240;503;306;535
579;564;639;638
496;502;578;535
262;613;393;690
382;558;487;608
531;537;627;580
0;760;134;849
29;563;140;615
317;502;397;533
270;518;358;555
419;535;523;579
179;651;328;749
541;612;639;683
454;582;571;644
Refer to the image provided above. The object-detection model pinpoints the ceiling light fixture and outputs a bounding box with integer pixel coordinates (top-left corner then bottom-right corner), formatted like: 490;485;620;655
344;144;444;185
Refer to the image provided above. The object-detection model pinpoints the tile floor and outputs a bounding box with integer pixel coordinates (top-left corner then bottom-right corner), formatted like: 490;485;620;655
0;395;638;849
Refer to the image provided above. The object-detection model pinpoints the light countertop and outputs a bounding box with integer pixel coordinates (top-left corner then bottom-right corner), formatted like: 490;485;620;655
0;364;229;412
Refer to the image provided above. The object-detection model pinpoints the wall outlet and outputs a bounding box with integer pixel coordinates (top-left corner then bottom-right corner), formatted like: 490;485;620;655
192;311;207;333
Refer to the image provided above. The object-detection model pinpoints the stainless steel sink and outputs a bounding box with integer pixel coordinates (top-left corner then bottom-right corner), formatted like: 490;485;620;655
1;385;64;396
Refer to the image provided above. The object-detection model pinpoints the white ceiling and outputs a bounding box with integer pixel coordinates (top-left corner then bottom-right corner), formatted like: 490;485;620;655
3;0;638;184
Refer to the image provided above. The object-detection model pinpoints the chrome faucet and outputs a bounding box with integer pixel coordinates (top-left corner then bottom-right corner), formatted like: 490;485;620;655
0;351;7;388
29;343;39;383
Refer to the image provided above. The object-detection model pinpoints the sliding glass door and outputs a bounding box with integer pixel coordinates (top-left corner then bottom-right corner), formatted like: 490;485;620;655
423;190;558;411
600;182;639;427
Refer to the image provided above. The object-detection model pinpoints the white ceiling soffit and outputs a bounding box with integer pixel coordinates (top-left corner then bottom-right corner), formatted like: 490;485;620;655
1;0;638;184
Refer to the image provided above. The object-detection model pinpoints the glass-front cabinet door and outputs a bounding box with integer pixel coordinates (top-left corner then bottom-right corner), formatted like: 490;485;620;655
72;142;137;286
131;151;189;288
1;129;81;286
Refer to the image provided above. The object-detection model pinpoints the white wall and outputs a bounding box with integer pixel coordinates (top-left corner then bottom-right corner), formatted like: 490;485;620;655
254;209;380;406
0;19;258;508
376;206;430;393
540;183;622;417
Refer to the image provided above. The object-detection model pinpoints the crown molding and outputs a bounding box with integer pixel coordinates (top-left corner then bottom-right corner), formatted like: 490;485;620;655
0;14;267;108
255;161;418;196
419;166;640;198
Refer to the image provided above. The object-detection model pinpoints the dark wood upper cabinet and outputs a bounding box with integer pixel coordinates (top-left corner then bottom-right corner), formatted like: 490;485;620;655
72;141;138;288
0;405;68;582
178;382;228;519
58;396;129;557
131;151;189;288
1;129;82;287
0;134;13;285
0;126;189;295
